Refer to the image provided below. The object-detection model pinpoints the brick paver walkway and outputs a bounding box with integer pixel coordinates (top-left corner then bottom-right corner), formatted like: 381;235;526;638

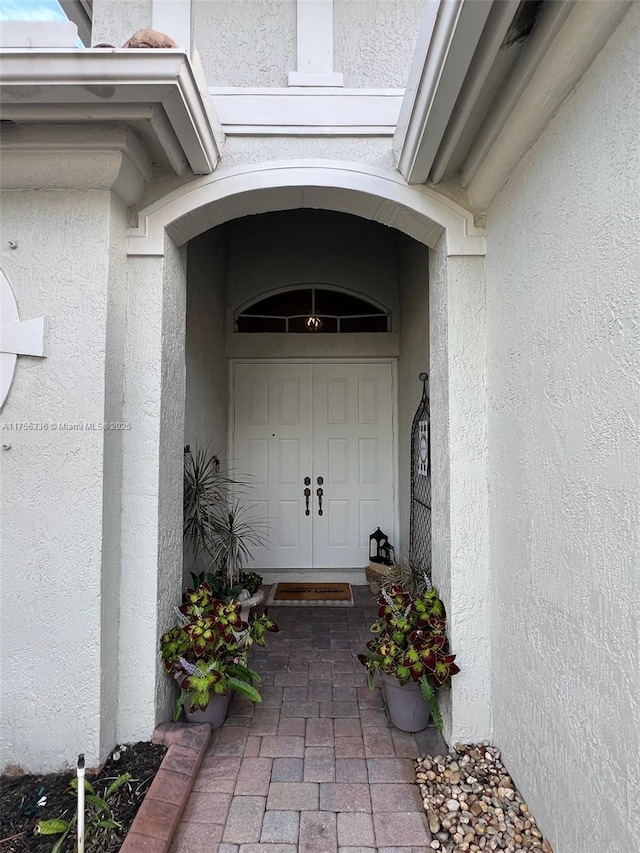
170;585;446;853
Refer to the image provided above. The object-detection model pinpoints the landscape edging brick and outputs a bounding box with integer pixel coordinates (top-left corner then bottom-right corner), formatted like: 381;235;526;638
119;722;211;853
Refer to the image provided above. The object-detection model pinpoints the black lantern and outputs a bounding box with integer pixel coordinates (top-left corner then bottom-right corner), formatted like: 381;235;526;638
369;527;394;565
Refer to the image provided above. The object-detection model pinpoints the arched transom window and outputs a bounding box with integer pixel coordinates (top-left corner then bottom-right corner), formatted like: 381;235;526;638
235;287;390;333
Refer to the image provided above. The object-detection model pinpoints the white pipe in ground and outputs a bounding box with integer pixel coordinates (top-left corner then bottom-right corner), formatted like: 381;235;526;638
77;753;85;853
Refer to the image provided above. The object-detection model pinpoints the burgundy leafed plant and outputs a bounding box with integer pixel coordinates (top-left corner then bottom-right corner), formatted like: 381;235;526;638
160;582;279;717
358;584;459;733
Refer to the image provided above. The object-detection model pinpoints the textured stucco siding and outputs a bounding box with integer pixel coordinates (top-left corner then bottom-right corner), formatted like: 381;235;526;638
218;138;397;173
137;138;398;210
0;189;114;773
91;0;152;47
225;209;400;323
334;0;425;87
156;237;187;724
429;237;491;745
185;229;228;460
117;240;187;744
398;236;429;554
99;195;128;758
446;253;490;742
485;5;640;851
428;236;450;597
428;234;452;739
192;0;296;87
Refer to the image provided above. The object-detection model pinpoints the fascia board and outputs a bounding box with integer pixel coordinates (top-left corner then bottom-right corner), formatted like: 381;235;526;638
394;0;494;185
460;0;576;188
0;49;223;175
429;0;520;185
465;0;633;210
58;1;92;46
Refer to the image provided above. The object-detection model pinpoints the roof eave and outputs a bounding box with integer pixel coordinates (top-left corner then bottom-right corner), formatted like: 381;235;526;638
0;48;224;177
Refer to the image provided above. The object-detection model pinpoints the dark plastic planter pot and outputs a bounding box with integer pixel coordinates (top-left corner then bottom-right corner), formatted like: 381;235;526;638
382;673;431;732
184;689;233;728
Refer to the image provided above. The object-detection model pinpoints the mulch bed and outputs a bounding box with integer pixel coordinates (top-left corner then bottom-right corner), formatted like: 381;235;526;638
0;742;166;852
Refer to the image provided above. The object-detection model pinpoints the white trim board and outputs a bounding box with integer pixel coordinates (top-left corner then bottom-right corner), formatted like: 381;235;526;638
288;0;343;88
210;87;404;136
127;160;486;258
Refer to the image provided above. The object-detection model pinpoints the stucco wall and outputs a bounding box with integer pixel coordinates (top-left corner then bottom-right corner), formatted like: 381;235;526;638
428;234;452;738
137;139;398;210
184;228;228;589
0;189;118;773
91;0;152;47
485;6;640;851
192;0;296;87
334;0;425;87
398;236;429;555
185;228;228;457
156;237;188;724
99;195;128;758
219;138;397;172
118;237;187;744
225;209;400;324
429;236;491;746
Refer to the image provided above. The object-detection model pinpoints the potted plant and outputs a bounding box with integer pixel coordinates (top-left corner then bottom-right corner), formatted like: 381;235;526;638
183;445;268;607
358;582;459;734
160;581;279;727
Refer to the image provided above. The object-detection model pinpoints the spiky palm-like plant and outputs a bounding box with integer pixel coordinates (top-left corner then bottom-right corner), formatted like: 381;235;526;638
383;554;432;598
183;445;268;594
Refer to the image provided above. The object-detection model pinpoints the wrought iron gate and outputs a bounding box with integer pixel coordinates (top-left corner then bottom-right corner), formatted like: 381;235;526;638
409;372;432;570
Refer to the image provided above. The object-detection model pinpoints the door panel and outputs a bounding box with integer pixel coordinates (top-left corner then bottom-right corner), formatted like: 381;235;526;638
233;362;313;568
312;363;394;568
232;361;395;570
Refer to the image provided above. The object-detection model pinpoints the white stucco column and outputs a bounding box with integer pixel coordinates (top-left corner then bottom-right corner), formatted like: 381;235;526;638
117;237;186;744
430;235;491;744
0;125;152;773
0;188;128;773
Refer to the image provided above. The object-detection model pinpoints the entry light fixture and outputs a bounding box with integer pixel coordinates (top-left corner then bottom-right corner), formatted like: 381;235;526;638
305;315;323;332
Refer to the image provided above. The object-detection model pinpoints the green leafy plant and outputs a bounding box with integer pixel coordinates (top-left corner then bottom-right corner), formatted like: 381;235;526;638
189;569;264;599
183;446;268;595
36;773;131;852
238;571;264;596
160;581;279;718
357;584;459;734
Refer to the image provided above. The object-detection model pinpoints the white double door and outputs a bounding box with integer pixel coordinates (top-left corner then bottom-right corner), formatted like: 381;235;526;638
231;361;395;569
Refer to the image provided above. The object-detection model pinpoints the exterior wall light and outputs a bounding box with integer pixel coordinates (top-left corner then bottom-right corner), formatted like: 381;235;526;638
305;315;323;331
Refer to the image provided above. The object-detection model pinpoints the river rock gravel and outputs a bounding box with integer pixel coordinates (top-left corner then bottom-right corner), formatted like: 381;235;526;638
415;742;554;853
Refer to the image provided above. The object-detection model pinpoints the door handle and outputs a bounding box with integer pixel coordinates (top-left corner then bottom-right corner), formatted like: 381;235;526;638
316;487;323;516
304;487;311;516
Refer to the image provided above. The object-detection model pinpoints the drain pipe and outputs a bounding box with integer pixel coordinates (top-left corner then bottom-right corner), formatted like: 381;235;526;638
77;754;85;853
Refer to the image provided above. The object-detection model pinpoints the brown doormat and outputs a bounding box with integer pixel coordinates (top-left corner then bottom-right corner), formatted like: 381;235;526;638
265;582;354;607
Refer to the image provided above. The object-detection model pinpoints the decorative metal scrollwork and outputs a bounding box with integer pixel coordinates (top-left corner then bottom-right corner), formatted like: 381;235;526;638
409;372;432;571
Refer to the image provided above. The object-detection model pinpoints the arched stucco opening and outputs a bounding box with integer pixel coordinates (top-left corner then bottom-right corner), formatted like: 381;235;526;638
127;161;485;258
119;161;490;750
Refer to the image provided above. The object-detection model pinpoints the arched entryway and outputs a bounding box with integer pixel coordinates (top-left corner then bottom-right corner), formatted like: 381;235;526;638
119;161;490;749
